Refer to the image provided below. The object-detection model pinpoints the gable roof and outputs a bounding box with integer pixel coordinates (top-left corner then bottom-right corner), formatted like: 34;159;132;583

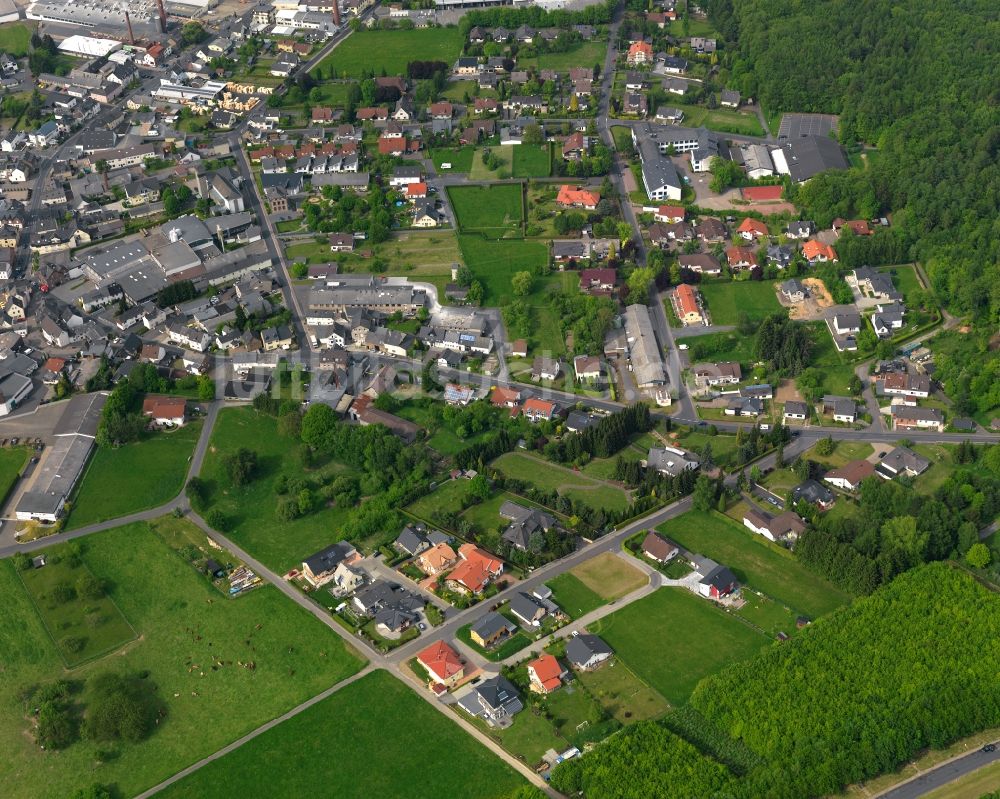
528;654;563;692
417;640;463;681
825;459;876;487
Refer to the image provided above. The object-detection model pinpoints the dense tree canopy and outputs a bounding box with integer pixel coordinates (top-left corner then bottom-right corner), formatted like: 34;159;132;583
708;0;1000;323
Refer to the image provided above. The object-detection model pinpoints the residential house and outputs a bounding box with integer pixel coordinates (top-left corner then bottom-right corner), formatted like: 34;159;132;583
876;371;930;399
780;279;806;303
627;41;653;65
447;543;503;594
674;283;704;324
783;400;809;421
726;246;758;271
786;220;815;239
678;253;722;275
457;675;523;727
532;356;561;381
141;396;186;426
301;541;360;587
803;240;838;263
394;524;430;557
521;397;556;422
556;185;600;210
500;500;555;551
641;531;679;563
876;446;930;480
791;479;836;509
693;361;741;387
527;654;565;694
579;268;617;293
566;634;613;671
824;459;876;492
417;542;457;576
491;386;521;408
509;592;547;627
573;354;602;382
891;405;945;432
743;508;806;543
655;205;685;223
736;217;769;241
720;89;740;107
470;611;516;648
417;640;464;689
693;556;738;599
822;395;858;423
645;445;699;476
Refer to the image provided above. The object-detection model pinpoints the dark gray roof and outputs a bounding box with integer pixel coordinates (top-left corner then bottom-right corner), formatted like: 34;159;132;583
303;541;356;574
509;592;545;623
470;611;514;641
475;675;521;712
394;525;428;555
566;634;613;667
791;479;835;506
776;135;849;182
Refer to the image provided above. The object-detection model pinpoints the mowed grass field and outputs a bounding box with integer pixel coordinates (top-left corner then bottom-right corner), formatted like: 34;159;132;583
431;145;475;173
199;407;353;573
667;102;765;136
511;144;552;178
316;27;464;78
457;235;548;301
700;281;784;325
0;522;364;799
448;184;524;234
0;445;28;503
571;552;648;600
590;587;770;705
491;451;631;512
547;571;605;619
658;510;853;618
379;230;463;275
158;670;525;799
66;422;203;529
517;40;607;72
0;23;32;57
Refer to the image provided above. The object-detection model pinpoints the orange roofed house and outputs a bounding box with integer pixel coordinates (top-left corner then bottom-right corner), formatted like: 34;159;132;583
446;543;504;594
627;41;653;65
491;386;521;408
417;640;465;690
802;240;838;263
416;542;457;576
675;283;703;325
736;217;769;240
527;654;566;694
557;185;601;210
142;396;187;426
521;397;556;422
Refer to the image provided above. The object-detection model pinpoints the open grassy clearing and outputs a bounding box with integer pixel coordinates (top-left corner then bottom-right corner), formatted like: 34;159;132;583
448;183;524;234
491;451;631;512
285;239;335;265
511;143;552;178
66;422;203;529
808;321;860;396
457;235;549;300
589;587;769;706
571;552;648;600
18;553;136;667
674;430;740;467
0;445;28;503
669;17;718;38
315;27;464;78
160;670;524;799
0;522;364;799
379;229;463;275
546;572;606;619
679;330;756;367
199;407;353;573
577;660;671;724
804;439;875;469
700;280;784;325
517;40;607;71
657;510;853;618
0;23;32;57
431;145;475;173
468;145;515;180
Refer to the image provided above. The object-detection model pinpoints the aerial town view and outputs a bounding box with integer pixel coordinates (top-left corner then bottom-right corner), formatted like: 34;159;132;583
0;0;997;797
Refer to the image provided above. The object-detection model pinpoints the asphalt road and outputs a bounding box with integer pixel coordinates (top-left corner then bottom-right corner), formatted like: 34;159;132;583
877;744;1000;799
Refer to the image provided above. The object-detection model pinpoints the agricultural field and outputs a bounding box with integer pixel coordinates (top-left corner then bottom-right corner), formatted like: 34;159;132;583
430;145;475;173
657;510;853;618
491;451;631;513
315;27;464;78
159;671;525;799
570;552;648;600
546;572;606;619
0;522;364;799
0;445;28;504
511;144;552;178
517;41;607;72
65;422;203;529
700;281;784;326
448;184;524;235
198;407;354;573
590;587;769;706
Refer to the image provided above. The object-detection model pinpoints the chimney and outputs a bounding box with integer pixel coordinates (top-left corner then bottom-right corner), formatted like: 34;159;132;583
332;1;341;27
156;0;167;34
125;10;136;45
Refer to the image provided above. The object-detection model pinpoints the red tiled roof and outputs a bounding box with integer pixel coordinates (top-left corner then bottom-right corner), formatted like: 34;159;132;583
142;395;186;419
417;640;463;682
528;654;563;692
557;185;600;207
737;217;769;237
676;283;699;316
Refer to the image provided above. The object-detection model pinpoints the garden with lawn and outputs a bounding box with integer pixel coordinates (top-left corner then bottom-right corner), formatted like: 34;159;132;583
517;40;607;71
314;27;464;78
159;670;526;799
457;621;532;662
699;281;784;326
65;422;203;530
0;522;364;799
197;407;354;573
657;510;853;618
578;660;671;724
663;102;765;136
589;587;770;706
430;145;475;173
